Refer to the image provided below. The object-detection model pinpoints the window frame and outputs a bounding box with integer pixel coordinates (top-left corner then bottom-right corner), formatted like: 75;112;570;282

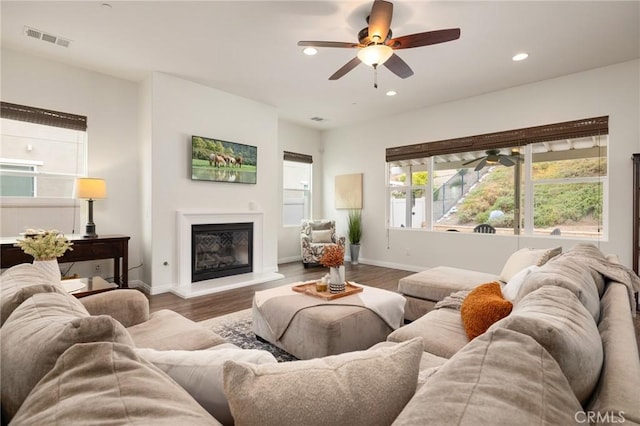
282;151;313;227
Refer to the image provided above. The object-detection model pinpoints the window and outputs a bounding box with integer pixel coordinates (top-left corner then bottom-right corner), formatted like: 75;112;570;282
0;102;87;199
283;151;312;226
386;117;608;239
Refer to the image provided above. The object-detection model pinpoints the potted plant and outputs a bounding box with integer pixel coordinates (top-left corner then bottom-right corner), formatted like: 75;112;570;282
347;209;362;265
14;229;73;282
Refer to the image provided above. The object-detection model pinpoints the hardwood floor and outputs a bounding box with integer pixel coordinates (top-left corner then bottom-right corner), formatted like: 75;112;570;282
147;261;640;353
147;262;414;322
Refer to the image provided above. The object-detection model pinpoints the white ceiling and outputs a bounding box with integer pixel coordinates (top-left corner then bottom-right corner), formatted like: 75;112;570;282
1;1;639;130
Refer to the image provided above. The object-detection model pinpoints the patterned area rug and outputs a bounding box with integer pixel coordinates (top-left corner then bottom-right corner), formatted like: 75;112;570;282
198;308;298;362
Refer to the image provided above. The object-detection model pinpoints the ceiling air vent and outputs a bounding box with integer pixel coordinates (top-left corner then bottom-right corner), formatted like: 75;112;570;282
23;26;71;48
310;117;325;122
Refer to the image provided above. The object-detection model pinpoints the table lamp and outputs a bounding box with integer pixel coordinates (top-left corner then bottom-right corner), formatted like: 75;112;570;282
74;178;107;238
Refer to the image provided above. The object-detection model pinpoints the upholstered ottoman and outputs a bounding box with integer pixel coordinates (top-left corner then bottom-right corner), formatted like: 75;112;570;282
252;283;405;360
398;267;500;321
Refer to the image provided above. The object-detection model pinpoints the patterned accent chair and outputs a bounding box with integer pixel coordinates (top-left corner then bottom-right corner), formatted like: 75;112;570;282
300;219;346;268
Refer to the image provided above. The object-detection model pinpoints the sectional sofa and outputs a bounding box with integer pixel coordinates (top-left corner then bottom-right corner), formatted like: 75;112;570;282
1;243;639;425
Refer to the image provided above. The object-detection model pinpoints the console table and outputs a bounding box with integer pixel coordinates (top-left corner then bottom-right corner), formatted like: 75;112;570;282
1;234;130;287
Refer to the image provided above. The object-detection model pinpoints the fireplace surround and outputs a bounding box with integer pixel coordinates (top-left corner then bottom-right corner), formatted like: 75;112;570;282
175;209;283;298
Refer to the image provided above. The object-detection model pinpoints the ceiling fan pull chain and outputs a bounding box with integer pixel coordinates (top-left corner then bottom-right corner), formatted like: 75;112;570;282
373;64;378;88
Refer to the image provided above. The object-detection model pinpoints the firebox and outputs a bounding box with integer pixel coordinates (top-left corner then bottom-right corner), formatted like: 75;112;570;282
191;222;253;282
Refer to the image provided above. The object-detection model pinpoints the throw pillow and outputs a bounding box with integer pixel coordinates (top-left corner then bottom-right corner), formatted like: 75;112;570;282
460;282;513;340
501;264;539;301
223;337;423;426
490;285;603;404
136;346;277;426
0;263;67;326
393;328;583;425
499;246;562;282
11;342;221;425
0;292;134;420
311;229;332;243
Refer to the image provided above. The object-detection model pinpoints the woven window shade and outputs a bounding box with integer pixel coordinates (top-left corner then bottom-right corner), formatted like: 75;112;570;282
386;116;608;162
1;101;87;131
283;151;313;164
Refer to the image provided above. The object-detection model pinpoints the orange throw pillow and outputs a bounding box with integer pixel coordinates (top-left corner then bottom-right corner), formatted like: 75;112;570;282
460;282;513;340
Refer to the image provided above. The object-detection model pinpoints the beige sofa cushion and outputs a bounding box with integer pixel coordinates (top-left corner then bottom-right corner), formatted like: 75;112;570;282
137;346;277;426
11;342;221;425
398;266;499;302
0;292;134;419
515;252;601;322
387;307;468;358
587;283;640;424
127;309;226;350
392;328;582;425
0;263;67;326
223;337;423;426
491;285;603;404
499;246;562;282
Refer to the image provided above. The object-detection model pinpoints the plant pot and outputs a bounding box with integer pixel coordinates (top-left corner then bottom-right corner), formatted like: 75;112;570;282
33;258;61;283
350;244;361;265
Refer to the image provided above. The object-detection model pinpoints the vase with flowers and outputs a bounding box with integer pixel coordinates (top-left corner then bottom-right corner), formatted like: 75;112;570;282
320;244;345;293
14;229;73;282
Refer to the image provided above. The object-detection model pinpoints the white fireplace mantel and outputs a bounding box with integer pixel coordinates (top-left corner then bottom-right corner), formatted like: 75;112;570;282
173;209;283;298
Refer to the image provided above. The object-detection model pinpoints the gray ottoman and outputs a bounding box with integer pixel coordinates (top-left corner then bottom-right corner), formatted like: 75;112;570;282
398;266;499;321
252;286;402;360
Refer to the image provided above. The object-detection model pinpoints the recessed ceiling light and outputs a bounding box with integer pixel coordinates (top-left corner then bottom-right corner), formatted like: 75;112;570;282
303;47;317;56
512;52;529;62
386;90;397;97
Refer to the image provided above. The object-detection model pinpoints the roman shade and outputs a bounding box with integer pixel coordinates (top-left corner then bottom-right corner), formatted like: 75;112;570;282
0;101;87;131
283;151;313;164
386;116;608;162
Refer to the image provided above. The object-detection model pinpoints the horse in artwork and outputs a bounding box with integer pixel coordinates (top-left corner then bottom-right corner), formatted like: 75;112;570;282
209;153;226;168
235;156;243;168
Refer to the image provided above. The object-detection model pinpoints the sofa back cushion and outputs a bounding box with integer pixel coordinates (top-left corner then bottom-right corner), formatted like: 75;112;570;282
223;337;423;426
460;282;512;340
393;328;582;425
11;342;222;425
490;285;603;404
0;263;67;326
515;252;601;322
0;292;134;420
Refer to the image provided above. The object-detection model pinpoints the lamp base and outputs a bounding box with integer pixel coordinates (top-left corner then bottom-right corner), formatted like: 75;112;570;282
83;223;98;239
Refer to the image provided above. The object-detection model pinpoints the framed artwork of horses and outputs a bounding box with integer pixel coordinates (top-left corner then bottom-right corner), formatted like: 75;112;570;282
191;135;257;184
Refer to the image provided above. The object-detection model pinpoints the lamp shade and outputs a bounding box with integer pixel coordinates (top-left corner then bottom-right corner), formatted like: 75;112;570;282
74;178;107;199
357;44;393;67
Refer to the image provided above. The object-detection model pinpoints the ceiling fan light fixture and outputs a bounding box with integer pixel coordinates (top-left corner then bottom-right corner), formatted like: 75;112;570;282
303;47;317;56
357;44;393;67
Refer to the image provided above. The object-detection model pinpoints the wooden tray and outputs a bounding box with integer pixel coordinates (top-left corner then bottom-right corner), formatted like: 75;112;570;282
292;281;363;300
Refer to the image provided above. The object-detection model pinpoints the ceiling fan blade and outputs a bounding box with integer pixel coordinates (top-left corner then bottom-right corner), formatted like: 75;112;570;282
297;41;359;49
368;0;393;42
388;28;461;49
499;156;515;167
474;158;488;171
329;57;361;80
462;156;483;166
383;53;414;79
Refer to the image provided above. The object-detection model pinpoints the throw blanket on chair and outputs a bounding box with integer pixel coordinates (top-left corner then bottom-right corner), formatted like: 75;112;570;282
254;283;406;340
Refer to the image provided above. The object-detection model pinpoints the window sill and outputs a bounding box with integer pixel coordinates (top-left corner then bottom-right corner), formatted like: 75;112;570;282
0;197;79;208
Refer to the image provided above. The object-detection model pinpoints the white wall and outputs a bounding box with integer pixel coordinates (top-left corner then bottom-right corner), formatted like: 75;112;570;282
1;49;143;281
322;60;640;273
277;120;323;263
144;73;280;292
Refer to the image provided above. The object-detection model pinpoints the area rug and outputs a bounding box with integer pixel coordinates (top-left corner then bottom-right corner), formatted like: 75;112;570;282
198;308;297;362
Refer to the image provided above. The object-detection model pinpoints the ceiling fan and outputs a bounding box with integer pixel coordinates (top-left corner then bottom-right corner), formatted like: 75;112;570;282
462;149;517;171
297;0;460;87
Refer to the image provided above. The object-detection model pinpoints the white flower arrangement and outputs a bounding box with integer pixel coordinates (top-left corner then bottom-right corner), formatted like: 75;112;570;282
14;229;73;260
